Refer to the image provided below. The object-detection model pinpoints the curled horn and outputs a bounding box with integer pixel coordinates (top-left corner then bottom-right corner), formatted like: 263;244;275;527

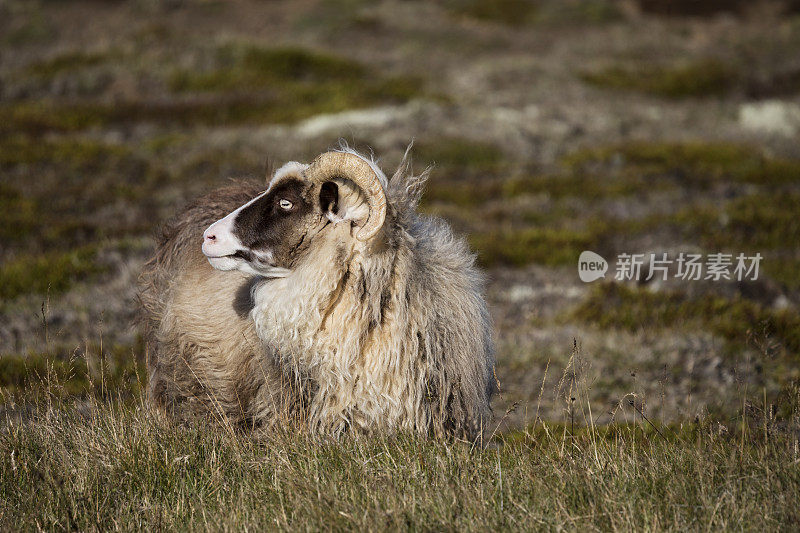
304;151;387;241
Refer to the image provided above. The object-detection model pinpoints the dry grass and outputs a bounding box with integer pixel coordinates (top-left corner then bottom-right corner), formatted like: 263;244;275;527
1;362;798;531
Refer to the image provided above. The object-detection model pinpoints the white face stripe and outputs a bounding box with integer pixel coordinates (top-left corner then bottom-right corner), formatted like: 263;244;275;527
202;190;267;260
206;151;378;250
211;160;308;233
215;189;268;228
202;164;312;270
204;161;309;261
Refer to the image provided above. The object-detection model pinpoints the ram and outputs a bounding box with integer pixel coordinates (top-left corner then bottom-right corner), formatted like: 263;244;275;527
140;147;495;440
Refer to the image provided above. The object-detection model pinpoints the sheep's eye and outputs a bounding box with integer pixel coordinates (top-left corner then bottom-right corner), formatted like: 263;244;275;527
279;199;293;210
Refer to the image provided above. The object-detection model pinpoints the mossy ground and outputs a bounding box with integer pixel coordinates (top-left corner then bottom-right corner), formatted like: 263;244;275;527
446;0;622;26
0;246;106;300
572;283;800;362
563;142;800;187
420;140;800;276
581;59;800;100
581;59;739;98
0;136;161;257
0;43;423;135
24;50;115;80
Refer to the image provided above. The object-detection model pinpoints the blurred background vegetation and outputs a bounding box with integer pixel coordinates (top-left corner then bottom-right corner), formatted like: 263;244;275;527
1;0;799;429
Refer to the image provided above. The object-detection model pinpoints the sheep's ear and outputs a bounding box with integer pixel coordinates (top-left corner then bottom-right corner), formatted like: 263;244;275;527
319;181;339;219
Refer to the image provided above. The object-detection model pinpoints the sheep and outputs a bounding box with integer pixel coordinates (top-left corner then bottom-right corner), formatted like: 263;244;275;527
140;146;495;440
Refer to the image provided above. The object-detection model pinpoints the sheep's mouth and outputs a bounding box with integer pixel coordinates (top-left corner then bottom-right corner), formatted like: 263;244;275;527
206;250;252;261
231;250;255;261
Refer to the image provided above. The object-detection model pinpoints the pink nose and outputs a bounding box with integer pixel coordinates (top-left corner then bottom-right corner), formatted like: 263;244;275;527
203;229;217;243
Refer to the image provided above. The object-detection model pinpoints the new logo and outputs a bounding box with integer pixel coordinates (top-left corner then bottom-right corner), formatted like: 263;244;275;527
578;251;608;282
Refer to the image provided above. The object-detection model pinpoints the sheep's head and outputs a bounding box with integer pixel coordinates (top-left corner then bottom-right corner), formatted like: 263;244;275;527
202;150;387;277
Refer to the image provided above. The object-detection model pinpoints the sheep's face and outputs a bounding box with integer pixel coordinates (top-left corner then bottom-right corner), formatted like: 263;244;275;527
202;164;358;278
202;178;333;278
203;152;382;277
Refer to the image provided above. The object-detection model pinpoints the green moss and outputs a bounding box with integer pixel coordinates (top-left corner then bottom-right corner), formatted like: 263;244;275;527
0;184;38;242
0;136;158;250
728;192;800;250
422;170;647;209
0;99;246;134
423;180;503;207
411;139;508;207
412;138;508;207
470;227;593;267
573;283;800;358
0;245;106;300
165;45;422;125
754;158;800;185
422;142;690;208
763;257;800;293
0;136;133;170
581;59;739;98
564;142;800;187
447;0;539;26
141;133;192;154
170;46;367;92
555;141;800;286
25;51;111;79
429;141;799;271
0;101;110;134
666;191;800;290
676;192;800;251
1;68;421;134
293;0;388;35
466;211;666;267
414;137;505;170
503;171;671;199
541;0;621;24
171;150;263;185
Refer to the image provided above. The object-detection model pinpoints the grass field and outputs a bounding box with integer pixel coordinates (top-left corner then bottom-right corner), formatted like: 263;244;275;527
1;347;799;530
1;385;798;530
